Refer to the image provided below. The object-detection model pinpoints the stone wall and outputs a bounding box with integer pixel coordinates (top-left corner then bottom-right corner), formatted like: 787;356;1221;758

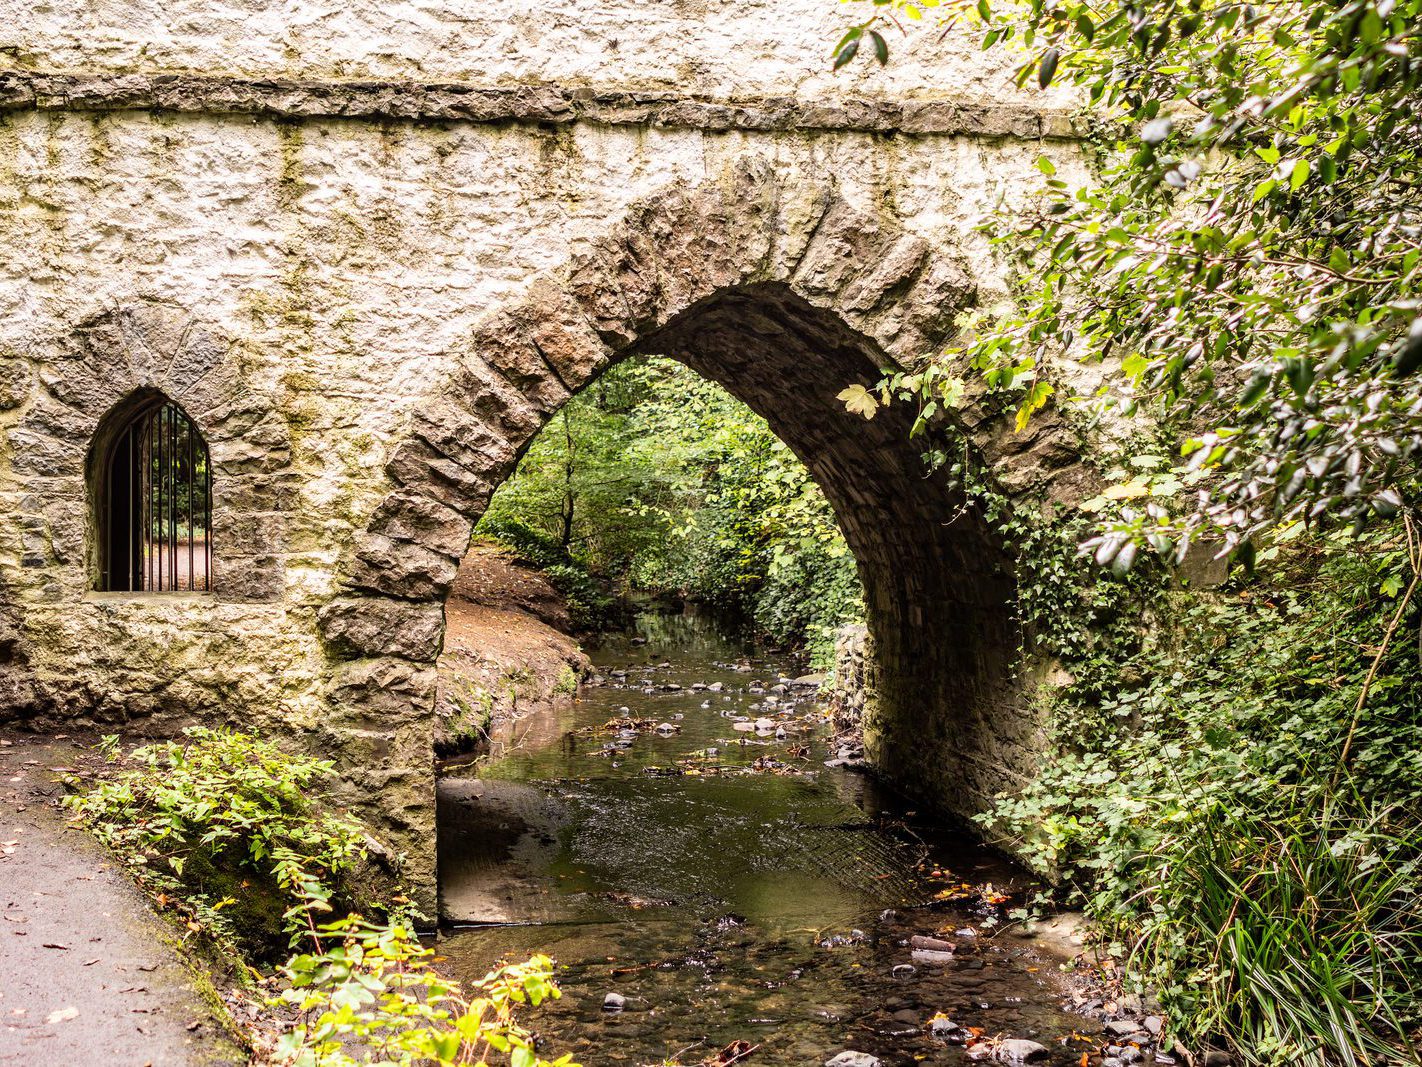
0;0;1099;907
827;623;871;731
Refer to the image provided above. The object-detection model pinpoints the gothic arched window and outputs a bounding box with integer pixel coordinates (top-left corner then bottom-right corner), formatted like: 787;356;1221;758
97;399;212;592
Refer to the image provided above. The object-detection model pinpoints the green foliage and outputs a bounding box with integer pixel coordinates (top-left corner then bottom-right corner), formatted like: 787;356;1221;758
67;729;574;1065
277;916;576;1067
479;356;862;657
982;534;1422;1063
838;0;1422;567
64;727;367;953
826;8;1422;1056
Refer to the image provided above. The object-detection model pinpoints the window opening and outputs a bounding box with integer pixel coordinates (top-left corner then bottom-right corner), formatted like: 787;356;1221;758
99;401;211;592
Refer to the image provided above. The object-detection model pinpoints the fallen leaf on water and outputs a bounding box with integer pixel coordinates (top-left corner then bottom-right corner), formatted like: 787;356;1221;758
45;1007;78;1025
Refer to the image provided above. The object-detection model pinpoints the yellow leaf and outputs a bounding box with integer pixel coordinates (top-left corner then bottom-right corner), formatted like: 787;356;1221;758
1102;482;1150;500
836;384;880;420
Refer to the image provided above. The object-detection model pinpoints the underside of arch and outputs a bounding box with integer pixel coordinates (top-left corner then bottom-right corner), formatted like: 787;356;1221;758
626;283;1023;809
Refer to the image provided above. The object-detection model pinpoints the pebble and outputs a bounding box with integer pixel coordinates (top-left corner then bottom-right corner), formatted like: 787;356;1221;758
890;963;916;978
1106;1019;1146;1038
911;948;955;965
968;1038;1049;1063
909;934;954;952
825;1053;880;1067
602;992;626;1012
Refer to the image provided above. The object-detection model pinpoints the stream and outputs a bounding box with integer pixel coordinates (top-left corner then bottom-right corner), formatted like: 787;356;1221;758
435;613;1103;1066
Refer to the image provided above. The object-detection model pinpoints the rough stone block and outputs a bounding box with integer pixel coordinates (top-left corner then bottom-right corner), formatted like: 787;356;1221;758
318;596;446;662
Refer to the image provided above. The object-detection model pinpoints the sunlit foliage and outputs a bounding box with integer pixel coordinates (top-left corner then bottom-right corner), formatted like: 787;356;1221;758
839;0;1422;569
480;356;862;661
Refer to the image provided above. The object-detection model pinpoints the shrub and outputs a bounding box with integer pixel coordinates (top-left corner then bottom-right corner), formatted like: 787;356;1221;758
983;534;1422;1064
65;727;367;956
66;728;576;1065
276;915;576;1067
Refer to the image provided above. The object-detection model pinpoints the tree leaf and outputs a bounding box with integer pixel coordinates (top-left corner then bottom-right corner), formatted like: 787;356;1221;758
837;384;880;420
833;37;860;70
870;30;889;66
1038;47;1060;88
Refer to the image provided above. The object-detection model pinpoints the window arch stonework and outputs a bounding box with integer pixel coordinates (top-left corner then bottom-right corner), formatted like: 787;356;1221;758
3;303;290;604
94;396;212;593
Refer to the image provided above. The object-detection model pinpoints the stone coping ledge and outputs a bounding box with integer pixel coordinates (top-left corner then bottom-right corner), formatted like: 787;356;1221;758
0;70;1077;140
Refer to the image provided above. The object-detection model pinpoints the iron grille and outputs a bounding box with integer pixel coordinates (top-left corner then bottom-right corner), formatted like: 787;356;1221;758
99;401;212;592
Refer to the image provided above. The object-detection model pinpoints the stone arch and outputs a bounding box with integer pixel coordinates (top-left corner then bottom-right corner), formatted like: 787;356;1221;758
317;162;1090;903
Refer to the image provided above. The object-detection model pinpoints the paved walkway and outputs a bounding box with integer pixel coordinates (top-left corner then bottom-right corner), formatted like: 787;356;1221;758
0;734;243;1066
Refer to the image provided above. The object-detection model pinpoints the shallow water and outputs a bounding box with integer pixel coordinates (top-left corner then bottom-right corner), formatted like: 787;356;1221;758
436;613;1101;1066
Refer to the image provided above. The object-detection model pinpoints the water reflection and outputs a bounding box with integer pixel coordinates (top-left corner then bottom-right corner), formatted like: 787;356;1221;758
436;613;1097;1065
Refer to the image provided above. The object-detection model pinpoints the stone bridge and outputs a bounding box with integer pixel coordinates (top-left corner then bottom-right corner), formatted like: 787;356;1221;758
0;0;1093;907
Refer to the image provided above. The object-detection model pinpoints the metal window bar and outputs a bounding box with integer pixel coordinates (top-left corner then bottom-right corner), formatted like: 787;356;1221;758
101;401;211;592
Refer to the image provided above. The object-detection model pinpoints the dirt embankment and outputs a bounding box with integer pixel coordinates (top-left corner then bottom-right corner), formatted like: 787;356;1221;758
435;544;590;757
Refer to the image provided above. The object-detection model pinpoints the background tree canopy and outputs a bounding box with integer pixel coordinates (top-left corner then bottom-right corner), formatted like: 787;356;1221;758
477;356;862;663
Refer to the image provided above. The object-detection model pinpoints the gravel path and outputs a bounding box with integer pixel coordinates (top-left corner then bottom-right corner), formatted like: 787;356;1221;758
0;733;244;1066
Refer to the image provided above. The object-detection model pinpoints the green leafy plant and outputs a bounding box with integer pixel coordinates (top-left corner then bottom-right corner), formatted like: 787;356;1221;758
835;0;1422;567
65;727;368;953
66;729;575;1065
979;530;1422;1063
276;915;576;1067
